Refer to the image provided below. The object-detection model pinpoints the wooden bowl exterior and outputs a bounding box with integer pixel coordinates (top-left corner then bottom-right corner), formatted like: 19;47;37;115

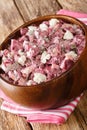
0;15;87;109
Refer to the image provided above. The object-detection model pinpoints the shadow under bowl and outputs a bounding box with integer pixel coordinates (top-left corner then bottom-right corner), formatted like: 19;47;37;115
0;15;87;110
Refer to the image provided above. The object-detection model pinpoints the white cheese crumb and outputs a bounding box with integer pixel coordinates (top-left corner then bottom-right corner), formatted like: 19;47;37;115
28;26;37;31
49;18;59;28
63;30;73;40
26;48;34;58
21;66;33;76
26;80;34;86
27;26;37;35
33;45;37;48
18;55;26;66
18;50;24;56
60;51;77;69
39;23;48;31
2;56;7;62
23;41;29;47
34;30;39;39
65;51;77;60
33;73;46;84
41;51;51;64
7;53;12;59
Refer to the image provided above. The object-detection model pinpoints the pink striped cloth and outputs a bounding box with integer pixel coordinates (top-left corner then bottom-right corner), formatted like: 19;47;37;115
0;10;87;124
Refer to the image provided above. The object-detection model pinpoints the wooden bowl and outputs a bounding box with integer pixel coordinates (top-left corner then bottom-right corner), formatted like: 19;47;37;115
0;15;87;110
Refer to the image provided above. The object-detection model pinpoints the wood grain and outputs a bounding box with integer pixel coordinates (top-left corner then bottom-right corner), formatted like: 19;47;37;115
14;0;61;21
57;0;87;13
0;0;87;130
0;0;24;43
75;92;87;129
0;99;31;130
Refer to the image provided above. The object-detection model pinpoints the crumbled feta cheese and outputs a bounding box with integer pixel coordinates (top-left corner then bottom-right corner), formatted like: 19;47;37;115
39;23;48;31
26;80;34;86
41;51;51;63
23;40;29;47
14;70;19;78
34;30;39;38
7;53;12;59
2;56;7;62
65;51;77;60
18;49;24;56
21;66;33;76
33;45;37;48
33;73;46;84
27;26;37;35
49;18;59;28
63;30;73;40
18;55;26;66
26;48;34;58
60;51;77;69
28;26;37;31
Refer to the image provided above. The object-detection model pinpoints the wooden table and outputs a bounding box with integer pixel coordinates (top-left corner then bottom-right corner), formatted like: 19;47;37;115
0;0;87;129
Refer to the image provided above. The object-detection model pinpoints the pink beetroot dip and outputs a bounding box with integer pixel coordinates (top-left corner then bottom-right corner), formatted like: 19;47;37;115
0;18;85;86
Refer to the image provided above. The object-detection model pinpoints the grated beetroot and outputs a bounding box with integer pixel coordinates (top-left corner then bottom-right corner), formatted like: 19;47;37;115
0;18;86;86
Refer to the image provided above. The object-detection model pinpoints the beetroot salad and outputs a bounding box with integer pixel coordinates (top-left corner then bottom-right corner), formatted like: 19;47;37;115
0;18;85;86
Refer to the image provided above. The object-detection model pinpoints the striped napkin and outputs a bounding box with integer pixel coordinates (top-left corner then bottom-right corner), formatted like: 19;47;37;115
0;10;87;124
57;9;87;24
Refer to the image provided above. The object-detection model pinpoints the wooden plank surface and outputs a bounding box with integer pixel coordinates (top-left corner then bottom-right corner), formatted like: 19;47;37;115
0;0;24;43
0;99;31;130
0;0;87;130
57;0;87;13
14;0;61;21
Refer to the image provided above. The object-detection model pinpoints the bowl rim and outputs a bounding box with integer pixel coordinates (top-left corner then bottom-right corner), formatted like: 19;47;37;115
0;14;87;88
